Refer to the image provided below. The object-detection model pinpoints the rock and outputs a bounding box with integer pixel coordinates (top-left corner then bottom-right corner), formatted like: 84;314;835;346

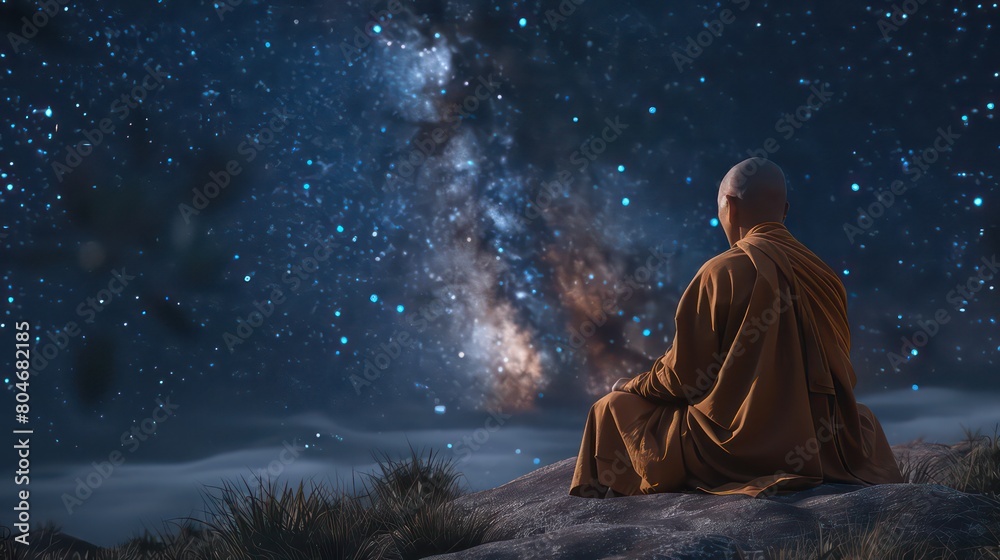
431;442;1000;559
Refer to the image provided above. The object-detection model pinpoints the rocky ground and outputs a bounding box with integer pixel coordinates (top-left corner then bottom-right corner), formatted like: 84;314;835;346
431;442;1000;559
7;441;998;559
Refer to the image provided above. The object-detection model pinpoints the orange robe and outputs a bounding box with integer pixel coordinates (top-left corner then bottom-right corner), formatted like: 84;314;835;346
569;222;902;498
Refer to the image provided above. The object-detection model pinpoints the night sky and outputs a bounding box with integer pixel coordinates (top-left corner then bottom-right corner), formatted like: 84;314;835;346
1;0;998;546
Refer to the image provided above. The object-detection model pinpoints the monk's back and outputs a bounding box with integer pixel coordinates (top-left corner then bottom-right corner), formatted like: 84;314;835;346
570;159;902;499
679;224;901;494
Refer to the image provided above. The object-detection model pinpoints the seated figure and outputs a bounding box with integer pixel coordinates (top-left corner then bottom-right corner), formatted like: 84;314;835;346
569;158;903;498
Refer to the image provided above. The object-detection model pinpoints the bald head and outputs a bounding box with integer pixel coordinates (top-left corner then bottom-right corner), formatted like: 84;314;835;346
717;158;789;244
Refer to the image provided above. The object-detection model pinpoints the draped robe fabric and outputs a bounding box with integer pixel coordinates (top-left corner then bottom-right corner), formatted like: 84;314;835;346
569;222;903;498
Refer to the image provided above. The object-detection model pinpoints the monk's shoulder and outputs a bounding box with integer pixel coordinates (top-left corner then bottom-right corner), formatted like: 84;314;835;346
697;246;757;286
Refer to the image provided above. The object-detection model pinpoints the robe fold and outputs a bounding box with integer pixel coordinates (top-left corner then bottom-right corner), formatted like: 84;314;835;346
569;222;903;498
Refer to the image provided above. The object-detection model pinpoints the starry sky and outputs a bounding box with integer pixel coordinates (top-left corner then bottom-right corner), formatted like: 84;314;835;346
1;0;998;547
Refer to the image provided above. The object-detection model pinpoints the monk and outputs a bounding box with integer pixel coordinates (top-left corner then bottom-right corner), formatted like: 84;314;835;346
569;158;903;499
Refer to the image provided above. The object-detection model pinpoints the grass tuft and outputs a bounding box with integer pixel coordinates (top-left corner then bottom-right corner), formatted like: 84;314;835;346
64;446;509;559
766;428;1000;559
18;430;1000;559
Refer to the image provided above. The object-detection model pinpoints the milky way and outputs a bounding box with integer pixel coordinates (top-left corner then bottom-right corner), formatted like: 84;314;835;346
0;0;998;544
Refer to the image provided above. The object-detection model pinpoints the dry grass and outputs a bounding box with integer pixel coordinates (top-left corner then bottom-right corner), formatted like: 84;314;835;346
899;426;1000;493
942;427;1000;496
764;426;1000;560
4;447;507;560
9;430;999;559
362;449;508;559
764;516;1000;560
